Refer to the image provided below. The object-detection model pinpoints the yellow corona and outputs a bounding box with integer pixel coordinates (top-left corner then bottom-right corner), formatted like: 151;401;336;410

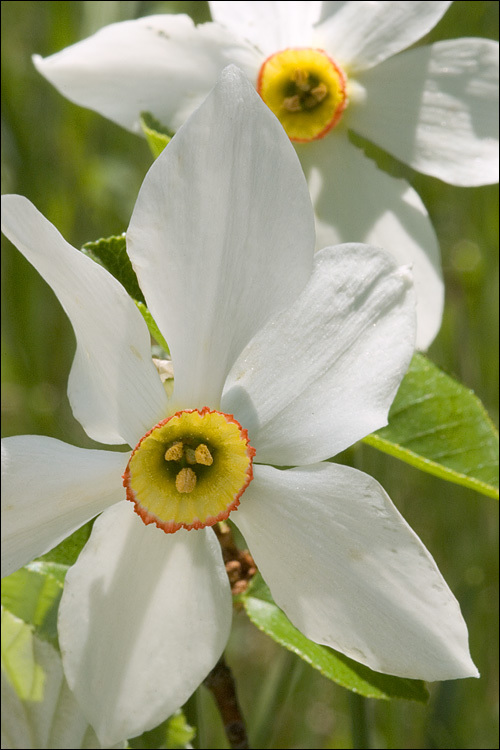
123;408;255;533
257;48;347;142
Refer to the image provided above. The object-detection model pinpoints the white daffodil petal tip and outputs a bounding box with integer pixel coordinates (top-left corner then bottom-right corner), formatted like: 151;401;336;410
233;463;479;682
223;244;416;467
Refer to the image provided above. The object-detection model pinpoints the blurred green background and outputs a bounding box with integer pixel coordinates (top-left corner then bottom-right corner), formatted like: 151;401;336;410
1;1;498;748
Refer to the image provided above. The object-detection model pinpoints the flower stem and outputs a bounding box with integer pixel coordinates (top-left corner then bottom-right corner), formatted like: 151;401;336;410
203;655;250;749
349;691;370;748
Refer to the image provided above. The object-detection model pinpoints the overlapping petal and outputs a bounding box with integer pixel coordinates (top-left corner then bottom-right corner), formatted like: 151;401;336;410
1;195;168;447
127;66;315;410
297;133;444;350
1;436;127;578
222;245;415;466
354;39;500;185
315;1;453;72
1;609;125;749
234;463;478;680
58;501;232;746
209;1;322;55
33;14;261;133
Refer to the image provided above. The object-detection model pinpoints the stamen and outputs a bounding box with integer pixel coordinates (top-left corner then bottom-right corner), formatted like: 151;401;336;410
195;443;213;466
283;95;302;112
175;467;197;494
311;83;328;102
292;68;310;91
165;441;184;461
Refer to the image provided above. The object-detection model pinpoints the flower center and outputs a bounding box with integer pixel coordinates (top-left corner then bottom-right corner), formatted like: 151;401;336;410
123;408;255;533
257;48;347;143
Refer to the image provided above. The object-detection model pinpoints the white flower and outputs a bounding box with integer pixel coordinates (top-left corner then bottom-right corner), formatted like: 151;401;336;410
1;68;477;747
33;1;499;350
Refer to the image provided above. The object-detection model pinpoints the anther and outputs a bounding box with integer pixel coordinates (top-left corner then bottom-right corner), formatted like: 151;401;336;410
292;68;310;91
175;467;197;494
283;95;302;112
195;443;213;466
165;441;183;461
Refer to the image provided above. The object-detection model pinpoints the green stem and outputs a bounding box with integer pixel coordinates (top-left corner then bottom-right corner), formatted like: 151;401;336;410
349;692;370;749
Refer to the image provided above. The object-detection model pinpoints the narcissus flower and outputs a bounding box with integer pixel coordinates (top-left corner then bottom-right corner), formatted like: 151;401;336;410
1;69;477;747
33;1;500;350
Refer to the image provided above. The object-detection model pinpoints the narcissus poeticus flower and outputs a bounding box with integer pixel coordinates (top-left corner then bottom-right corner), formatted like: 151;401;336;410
1;68;477;747
33;1;500;349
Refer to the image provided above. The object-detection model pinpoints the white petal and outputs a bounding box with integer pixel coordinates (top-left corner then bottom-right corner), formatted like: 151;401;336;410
209;1;322;55
1;195;169;446
354;39;499;185
1;609;124;749
233;463;478;680
127;66;315;409
1;436;128;578
33;14;261;133
315;1;452;71
59;502;232;746
222;244;415;466
297;133;444;350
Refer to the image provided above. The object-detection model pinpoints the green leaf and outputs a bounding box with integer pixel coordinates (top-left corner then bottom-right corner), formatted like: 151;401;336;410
128;710;195;750
363;353;499;499
82;234;146;305
37;520;94;567
1;562;66;648
81;236;170;353
241;574;428;703
135;301;170;354
140;111;173;159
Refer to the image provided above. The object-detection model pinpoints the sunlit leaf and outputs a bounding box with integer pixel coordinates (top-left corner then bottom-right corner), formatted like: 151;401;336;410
128;710;195;749
82;234;145;305
36;521;94;568
364;353;499;499
240;575;428;703
81;236;169;352
140;111;173;159
1;564;66;649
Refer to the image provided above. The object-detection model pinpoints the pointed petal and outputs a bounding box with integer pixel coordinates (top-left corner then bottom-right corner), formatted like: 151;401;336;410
59;502;232;746
127;66;315;409
222;244;415;466
316;1;452;71
33;14;261;133
354;39;499;185
1;436;127;578
233;463;478;680
1;195;169;447
297;133;444;350
210;1;322;55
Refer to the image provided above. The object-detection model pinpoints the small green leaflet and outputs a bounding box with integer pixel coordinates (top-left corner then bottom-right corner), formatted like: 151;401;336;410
82;234;146;305
81;235;169;353
240;574;428;703
128;711;195;750
364;353;499;499
140;111;173;159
